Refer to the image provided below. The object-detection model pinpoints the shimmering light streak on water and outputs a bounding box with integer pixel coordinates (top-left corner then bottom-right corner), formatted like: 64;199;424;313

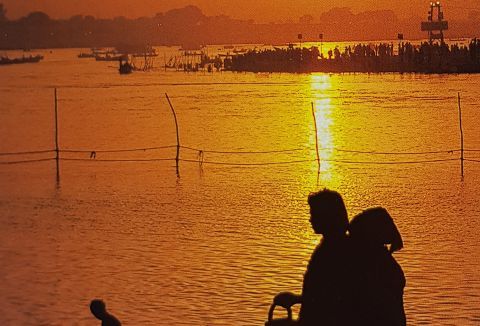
309;74;334;179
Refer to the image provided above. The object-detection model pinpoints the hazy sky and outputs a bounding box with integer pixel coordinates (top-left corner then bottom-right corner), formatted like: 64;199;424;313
2;0;479;21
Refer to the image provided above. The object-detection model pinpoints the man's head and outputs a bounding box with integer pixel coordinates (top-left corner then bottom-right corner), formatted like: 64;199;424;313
307;189;349;237
90;299;107;320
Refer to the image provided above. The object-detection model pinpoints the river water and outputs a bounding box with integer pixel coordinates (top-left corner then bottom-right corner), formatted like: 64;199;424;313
0;48;479;325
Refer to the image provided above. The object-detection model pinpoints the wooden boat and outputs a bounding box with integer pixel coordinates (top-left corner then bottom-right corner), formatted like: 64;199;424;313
132;52;158;57
95;53;124;61
115;44;158;58
0;55;43;65
78;48;106;59
78;52;96;58
131;46;158;57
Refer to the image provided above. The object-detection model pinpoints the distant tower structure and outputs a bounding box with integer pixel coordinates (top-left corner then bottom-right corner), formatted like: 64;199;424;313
421;2;448;44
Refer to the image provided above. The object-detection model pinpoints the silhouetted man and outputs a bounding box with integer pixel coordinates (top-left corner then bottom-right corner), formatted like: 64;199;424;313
299;189;352;325
272;189;352;325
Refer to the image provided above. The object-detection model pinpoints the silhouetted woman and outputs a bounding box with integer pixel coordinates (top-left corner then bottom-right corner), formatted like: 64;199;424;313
349;207;406;326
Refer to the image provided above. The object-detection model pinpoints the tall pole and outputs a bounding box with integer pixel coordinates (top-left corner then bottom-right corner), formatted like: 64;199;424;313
165;93;180;177
458;92;464;178
54;88;60;183
319;33;323;59
311;102;321;176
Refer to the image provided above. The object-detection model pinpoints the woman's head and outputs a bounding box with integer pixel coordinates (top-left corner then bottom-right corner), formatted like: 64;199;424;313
349;207;403;252
308;189;349;237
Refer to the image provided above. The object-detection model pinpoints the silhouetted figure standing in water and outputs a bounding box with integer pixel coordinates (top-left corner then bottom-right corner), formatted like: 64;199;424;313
90;299;122;326
349;207;406;326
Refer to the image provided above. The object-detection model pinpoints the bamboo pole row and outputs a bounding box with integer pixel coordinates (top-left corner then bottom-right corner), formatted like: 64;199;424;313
49;90;467;182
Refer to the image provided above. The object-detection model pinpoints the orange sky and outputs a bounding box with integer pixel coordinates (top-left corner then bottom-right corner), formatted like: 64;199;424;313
2;0;479;21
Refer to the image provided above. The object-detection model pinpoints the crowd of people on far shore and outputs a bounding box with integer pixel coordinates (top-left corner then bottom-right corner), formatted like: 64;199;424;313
224;38;480;73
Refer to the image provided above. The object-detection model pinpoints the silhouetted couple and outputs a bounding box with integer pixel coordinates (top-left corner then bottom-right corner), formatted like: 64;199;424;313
270;189;406;326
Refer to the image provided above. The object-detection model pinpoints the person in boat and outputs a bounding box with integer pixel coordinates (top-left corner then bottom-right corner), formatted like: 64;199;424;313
273;189;352;325
90;299;122;326
118;56;133;74
348;207;406;326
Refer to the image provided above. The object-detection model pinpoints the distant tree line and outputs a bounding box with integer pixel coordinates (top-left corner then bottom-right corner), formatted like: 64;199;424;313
0;3;479;50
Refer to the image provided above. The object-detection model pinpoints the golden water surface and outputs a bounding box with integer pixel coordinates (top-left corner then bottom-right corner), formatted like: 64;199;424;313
0;48;479;325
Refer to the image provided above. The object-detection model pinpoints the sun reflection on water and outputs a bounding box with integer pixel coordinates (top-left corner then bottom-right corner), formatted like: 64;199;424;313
309;74;335;181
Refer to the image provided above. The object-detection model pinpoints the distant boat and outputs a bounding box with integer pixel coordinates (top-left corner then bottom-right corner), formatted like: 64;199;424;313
129;45;159;58
115;44;159;58
95;53;124;61
78;48;106;59
78;52;96;58
132;49;158;58
0;55;44;65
